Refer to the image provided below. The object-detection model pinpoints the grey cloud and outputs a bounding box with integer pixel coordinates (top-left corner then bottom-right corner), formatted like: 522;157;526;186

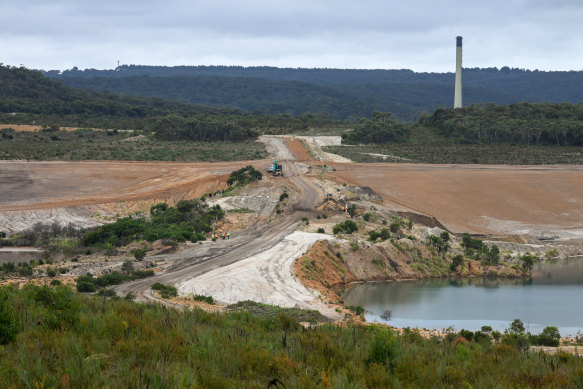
0;0;582;71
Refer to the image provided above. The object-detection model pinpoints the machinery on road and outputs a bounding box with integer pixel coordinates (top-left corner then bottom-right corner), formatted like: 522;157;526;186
267;160;283;176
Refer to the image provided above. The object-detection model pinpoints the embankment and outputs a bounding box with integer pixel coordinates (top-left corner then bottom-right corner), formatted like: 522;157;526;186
294;238;526;303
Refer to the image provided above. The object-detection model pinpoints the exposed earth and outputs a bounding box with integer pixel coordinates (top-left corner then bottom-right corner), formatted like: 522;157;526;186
1;135;583;324
330;163;583;240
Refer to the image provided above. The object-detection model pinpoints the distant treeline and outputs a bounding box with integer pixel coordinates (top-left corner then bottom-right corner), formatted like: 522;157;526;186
422;103;583;146
0;65;335;141
3;65;583;146
44;65;583;121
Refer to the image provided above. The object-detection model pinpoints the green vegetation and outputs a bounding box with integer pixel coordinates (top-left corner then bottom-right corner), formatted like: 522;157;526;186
75;270;155;293
461;234;503;266
332;220;358;234
325;141;583;165
426;234;449;253
226;165;262;186
450;254;464;272
347;305;365;316
423;103;583;146
151;283;178;299
48;65;583;121
131;248;147;261
0;128;267;161
368;228;390;242
0;65;343;146
192;295;215;305
343;111;409;144
1;284;582;387
327;104;583;165
83;200;222;247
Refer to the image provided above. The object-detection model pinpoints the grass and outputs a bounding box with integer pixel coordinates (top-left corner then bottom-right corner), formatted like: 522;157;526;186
324;143;583;164
1;284;582;388
0;128;267;161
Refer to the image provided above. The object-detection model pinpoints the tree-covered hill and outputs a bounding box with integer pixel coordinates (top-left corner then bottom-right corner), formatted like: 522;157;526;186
421;103;583;146
44;65;583;121
0;65;336;141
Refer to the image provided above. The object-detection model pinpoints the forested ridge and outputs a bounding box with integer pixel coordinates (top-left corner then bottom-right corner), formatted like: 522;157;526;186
45;65;583;121
0;65;336;141
3;64;583;148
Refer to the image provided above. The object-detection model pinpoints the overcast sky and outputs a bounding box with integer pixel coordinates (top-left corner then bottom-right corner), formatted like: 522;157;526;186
1;0;582;72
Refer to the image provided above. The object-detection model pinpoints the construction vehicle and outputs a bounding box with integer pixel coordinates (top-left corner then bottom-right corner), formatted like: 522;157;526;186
271;160;283;176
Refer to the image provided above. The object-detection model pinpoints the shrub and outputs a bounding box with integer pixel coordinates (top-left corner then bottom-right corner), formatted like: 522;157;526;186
389;222;400;233
450;255;464;272
530;326;560;347
152;283;178;299
76;281;96;293
1;262;15;273
50;280;61;286
366;329;399;369
0;287;19;345
473;331;491;344
347;305;364;315
349;204;357;217
363;213;372;222
17;265;33;277
368;230;380;241
462;233;483;250
459;329;474;341
192;295;215;304
121;261;134;275
97;289;117;298
520;254;535;273
279;192;289;202
379;228;391;240
94;271;127;287
130;270;155;280
332;220;358;234
317;228;325;233
227;165;262;186
132;248;147;261
46;268;57;277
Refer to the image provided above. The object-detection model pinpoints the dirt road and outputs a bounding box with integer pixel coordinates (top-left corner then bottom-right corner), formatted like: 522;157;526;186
113;137;325;308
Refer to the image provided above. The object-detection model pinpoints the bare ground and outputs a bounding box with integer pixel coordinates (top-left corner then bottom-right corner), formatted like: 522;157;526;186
2;136;583;322
330;163;583;240
0;159;270;233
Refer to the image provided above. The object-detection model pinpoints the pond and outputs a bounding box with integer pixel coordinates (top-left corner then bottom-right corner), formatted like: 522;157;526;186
0;248;42;265
342;257;583;337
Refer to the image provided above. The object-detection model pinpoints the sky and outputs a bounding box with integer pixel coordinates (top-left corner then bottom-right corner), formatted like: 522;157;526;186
1;0;582;72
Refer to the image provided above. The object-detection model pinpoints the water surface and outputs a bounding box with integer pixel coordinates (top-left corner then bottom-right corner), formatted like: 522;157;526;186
343;257;583;336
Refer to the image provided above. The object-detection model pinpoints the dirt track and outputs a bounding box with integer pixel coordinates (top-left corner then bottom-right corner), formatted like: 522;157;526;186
113;137;326;308
330;163;583;238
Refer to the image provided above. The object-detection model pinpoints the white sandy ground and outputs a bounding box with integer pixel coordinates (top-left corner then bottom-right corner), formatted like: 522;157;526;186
178;231;343;319
258;135;351;163
296;136;352;163
482;216;583;241
0;207;103;234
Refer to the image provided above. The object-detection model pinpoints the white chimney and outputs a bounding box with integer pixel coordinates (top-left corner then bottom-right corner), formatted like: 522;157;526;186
454;36;463;109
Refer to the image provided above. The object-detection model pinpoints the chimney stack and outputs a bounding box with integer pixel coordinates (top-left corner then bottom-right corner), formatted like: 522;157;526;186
454;36;463;109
